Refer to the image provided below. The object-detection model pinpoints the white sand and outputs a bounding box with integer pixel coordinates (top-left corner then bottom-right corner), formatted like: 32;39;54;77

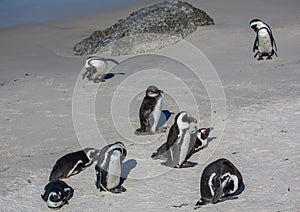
0;0;299;211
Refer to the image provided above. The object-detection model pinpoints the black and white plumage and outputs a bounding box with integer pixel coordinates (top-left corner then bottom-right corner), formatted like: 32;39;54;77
95;142;127;193
49;148;99;181
250;19;277;60
195;158;244;208
83;56;119;82
135;85;166;135
41;180;73;209
151;111;198;168
193;127;213;152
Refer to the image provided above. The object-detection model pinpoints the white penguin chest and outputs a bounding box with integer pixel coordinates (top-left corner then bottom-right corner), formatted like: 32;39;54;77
258;29;272;53
106;151;122;189
150;96;162;131
178;130;191;165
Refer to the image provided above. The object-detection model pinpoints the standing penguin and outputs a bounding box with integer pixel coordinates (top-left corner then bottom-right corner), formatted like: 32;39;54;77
135;86;166;135
151;111;198;168
83;56;119;82
195;158;244;208
49;148;99;181
41;180;73;209
250;19;277;60
95;142;127;193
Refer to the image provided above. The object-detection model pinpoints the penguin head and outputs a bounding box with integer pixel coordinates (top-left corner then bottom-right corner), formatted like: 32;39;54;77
198;127;213;141
175;111;197;129
84;148;99;161
111;141;127;158
249;19;269;32
146;85;163;97
46;191;63;208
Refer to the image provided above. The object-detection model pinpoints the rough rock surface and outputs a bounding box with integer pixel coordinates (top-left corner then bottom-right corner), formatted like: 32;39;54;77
73;1;214;56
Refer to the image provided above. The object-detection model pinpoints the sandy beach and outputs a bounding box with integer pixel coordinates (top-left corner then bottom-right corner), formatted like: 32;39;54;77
0;0;299;211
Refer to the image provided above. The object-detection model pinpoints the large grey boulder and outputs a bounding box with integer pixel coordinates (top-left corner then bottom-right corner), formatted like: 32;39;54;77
73;1;214;56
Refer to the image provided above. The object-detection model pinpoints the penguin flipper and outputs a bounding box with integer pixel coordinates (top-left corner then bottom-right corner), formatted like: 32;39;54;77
151;142;168;160
253;37;258;52
219;195;238;202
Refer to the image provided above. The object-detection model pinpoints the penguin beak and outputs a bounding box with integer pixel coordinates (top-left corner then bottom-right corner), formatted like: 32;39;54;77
158;89;163;93
190;117;197;123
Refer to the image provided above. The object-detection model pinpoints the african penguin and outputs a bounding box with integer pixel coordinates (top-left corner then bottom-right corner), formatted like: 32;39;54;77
195;158;244;208
95;142;127;193
250;19;277;60
151;111;198;168
135;85;167;135
41;180;73;209
83;56;119;83
49;148;99;181
190;127;213;156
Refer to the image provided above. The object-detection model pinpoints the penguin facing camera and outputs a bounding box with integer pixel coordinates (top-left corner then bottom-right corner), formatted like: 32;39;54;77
95;142;127;193
83;56;119;83
188;127;213;157
41;180;73;209
151;111;198;168
135;85;167;135
49;148;99;181
250;19;277;60
195;158;244;208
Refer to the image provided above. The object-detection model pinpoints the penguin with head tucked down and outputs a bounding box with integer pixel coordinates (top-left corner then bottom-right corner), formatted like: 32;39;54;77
95;142;127;193
135;85;167;135
250;19;277;60
151;111;198;168
49;148;99;181
83;56;119;83
41;180;73;209
195;158;244;208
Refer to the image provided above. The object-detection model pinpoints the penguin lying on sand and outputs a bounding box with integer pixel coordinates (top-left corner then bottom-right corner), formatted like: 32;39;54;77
49;148;99;181
195;158;244;208
41;180;73;209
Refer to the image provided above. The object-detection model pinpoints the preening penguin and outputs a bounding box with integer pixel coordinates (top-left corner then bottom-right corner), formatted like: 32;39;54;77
83;56;119;82
151;111;198;168
41;180;73;209
49;148;99;181
195;158;244;208
250;19;277;60
135;85;167;135
95;142;127;193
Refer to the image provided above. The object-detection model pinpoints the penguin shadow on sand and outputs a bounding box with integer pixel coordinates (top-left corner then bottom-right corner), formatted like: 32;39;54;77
157;110;174;129
120;159;137;185
82;72;125;83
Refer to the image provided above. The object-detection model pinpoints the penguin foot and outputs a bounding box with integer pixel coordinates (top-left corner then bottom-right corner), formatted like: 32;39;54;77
266;56;272;60
194;199;208;209
177;161;198;168
219;195;238;202
257;56;264;61
109;186;126;194
135;128;166;136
